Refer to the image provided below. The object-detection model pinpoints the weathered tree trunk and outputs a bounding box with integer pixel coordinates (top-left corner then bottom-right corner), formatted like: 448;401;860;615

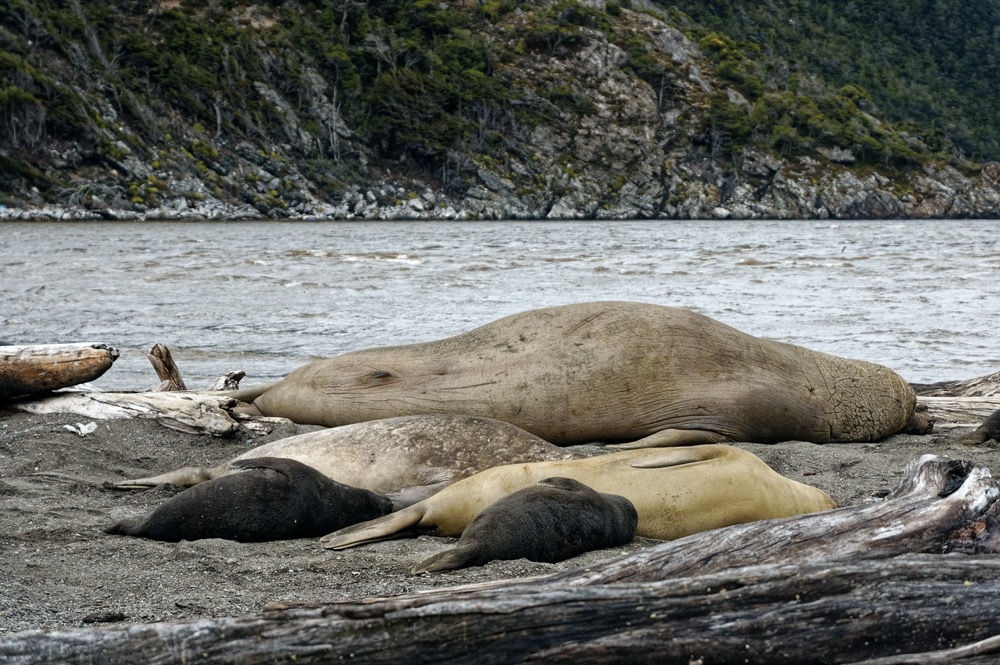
3;556;999;665
0;343;118;398
2;455;998;665
146;343;186;391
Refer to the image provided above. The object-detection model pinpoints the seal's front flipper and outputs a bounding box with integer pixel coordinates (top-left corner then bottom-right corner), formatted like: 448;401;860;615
628;446;723;469
320;504;427;550
608;429;726;449
387;481;452;510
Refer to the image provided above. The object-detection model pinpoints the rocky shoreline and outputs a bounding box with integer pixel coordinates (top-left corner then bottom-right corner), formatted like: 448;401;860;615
4;150;999;223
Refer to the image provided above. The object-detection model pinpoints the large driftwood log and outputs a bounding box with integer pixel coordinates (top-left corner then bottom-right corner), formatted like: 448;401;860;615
2;455;998;665
912;370;1000;397
0;343;119;398
1;556;998;665
6;391;243;436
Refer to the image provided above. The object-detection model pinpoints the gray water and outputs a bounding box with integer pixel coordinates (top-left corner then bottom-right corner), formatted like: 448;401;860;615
2;220;998;390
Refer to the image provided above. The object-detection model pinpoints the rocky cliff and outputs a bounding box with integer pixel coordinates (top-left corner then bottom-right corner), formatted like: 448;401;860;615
2;0;998;221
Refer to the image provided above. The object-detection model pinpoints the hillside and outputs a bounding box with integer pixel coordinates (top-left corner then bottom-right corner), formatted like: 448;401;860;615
1;0;999;220
667;0;1000;162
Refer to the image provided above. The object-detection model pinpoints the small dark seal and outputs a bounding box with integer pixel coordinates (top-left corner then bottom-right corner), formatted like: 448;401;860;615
410;476;637;574
957;408;1000;446
105;457;392;542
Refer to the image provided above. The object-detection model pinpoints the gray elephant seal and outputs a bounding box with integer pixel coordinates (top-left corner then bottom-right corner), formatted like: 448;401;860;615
113;414;580;501
957;408;1000;445
106;457;392;542
225;302;929;446
411;477;637;574
321;444;837;550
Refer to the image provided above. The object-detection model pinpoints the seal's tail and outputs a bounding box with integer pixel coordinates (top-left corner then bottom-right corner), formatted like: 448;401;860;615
320;504;427;550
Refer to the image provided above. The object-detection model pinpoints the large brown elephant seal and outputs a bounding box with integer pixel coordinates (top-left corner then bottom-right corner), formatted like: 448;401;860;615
112;415;580;501
225;302;930;446
106;457;393;542
320;444;837;550
411;477;638;574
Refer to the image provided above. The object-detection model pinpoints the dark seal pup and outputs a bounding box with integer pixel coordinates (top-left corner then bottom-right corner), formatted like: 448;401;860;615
105;457;392;542
411;477;638;574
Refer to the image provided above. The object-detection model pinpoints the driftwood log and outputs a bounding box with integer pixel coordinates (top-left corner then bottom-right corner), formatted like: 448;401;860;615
1;455;998;665
912;370;1000;397
5;391;244;436
0;343;118;398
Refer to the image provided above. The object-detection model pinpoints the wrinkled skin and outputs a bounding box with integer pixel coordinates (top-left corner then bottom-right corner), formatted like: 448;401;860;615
226;301;930;446
321;444;838;549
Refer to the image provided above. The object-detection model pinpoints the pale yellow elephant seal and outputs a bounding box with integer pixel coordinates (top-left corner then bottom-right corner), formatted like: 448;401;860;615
112;414;579;499
226;302;930;446
320;444;837;549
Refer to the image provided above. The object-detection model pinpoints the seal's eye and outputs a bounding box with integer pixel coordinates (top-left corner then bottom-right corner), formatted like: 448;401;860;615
371;370;391;379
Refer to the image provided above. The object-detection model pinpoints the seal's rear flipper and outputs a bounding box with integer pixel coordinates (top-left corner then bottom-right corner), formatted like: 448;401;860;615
110;465;220;490
320;504;426;550
410;546;475;574
104;517;144;537
608;429;727;449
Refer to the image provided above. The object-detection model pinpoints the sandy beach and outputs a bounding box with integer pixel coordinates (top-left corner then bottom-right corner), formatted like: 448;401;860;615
1;404;997;637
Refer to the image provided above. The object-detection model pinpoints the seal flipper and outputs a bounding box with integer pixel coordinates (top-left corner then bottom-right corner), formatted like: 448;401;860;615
110;465;221;490
410;546;478;574
320;504;427;550
104;516;144;537
628;447;723;469
387;481;452;510
608;428;728;449
956;408;1000;445
231;456;305;478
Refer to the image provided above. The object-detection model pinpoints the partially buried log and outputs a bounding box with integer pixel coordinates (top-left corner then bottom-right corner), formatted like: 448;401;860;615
2;455;999;664
0;343;119;398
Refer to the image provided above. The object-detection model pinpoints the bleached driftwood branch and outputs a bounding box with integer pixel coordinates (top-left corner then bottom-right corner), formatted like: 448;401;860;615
6;391;242;436
1;455;997;664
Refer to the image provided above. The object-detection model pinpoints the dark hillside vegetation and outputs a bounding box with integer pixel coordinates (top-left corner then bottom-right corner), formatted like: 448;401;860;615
0;0;996;218
667;0;1000;162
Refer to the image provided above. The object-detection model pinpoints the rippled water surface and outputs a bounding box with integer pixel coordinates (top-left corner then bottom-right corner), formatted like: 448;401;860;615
2;220;998;389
